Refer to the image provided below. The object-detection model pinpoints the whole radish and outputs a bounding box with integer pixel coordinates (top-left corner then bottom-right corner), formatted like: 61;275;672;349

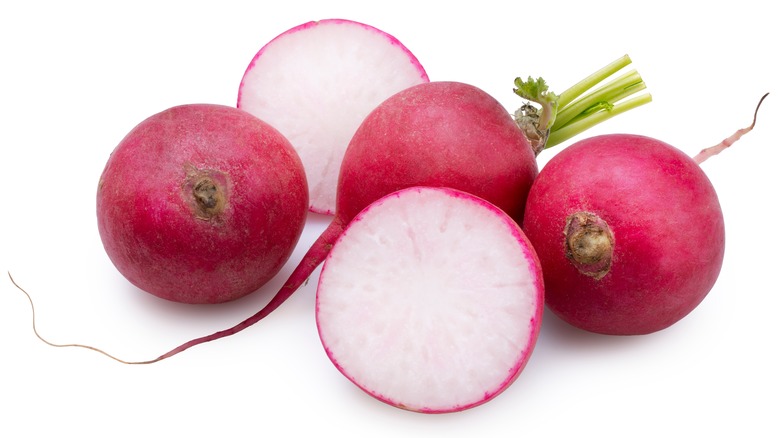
316;186;544;413
96;104;308;304
238;19;429;215
521;95;767;334
337;81;539;225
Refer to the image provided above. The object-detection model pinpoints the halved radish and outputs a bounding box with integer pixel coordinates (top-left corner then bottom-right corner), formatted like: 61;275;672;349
238;19;429;215
315;187;544;413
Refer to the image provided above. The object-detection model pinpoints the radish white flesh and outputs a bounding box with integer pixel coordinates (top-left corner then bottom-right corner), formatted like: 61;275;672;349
238;19;429;215
316;187;544;413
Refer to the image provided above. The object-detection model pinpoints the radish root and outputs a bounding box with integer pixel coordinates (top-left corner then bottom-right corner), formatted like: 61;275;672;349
693;93;769;164
8;272;156;365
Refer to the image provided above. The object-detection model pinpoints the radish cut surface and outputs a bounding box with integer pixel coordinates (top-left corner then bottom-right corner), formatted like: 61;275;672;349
238;19;429;215
316;187;544;413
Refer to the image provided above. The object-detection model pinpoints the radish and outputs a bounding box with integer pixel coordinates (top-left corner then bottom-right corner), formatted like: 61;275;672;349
238;19;429;215
96;104;308;304
521;94;768;335
316;186;544;413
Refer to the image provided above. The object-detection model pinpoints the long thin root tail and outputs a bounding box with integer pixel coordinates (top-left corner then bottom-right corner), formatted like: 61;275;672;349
8;272;146;364
693;93;769;165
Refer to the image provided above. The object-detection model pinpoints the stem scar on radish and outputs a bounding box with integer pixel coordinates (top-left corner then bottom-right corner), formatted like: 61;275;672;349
12;54;651;363
521;93;768;335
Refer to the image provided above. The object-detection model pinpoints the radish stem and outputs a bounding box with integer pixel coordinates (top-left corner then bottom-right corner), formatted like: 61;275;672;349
513;54;652;151
548;94;653;147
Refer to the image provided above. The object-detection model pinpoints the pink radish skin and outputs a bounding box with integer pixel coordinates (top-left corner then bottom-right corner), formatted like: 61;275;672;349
96;104;308;304
337;81;538;224
238;19;429;215
316;187;544;413
522;134;725;335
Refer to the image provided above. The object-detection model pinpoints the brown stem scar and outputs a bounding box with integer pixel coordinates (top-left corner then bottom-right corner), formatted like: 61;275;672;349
564;211;614;280
184;164;227;220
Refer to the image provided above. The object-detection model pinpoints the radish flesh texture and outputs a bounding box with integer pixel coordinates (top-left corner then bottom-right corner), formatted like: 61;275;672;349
96;104;308;304
238;18;429;215
522;134;725;335
316;187;544;413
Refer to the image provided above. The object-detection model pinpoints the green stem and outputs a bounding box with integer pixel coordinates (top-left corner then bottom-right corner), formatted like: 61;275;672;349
547;94;653;147
554;69;646;129
557;54;633;109
513;54;652;153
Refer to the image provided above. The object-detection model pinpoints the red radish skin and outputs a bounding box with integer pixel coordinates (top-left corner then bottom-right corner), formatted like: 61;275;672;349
97;104;308;304
316;187;544;413
522;134;725;335
238;19;429;215
336;81;538;224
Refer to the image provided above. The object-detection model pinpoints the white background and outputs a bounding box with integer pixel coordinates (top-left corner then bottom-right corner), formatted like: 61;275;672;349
1;1;777;436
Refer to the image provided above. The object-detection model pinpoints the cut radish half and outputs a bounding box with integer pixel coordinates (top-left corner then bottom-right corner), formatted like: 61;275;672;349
238;19;429;215
315;187;544;413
